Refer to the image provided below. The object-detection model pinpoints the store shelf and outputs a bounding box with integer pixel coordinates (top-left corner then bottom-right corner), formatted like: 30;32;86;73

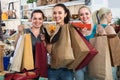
20;0;85;25
21;19;29;22
21;20;56;24
4;0;19;5
3;19;20;22
22;0;85;10
35;1;85;10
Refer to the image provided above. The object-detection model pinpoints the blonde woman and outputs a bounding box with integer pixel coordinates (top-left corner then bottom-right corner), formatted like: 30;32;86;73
74;5;97;80
92;7;117;80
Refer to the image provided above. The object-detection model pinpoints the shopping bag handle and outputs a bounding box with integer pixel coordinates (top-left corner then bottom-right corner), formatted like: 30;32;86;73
8;2;14;10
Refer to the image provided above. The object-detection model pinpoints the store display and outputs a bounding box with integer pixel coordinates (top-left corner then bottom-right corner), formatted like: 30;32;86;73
47;0;57;5
7;2;17;19
57;0;69;3
71;14;79;20
37;0;47;6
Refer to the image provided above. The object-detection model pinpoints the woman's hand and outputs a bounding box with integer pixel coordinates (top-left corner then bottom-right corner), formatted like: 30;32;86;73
81;27;88;36
18;25;24;34
46;43;52;54
96;25;106;35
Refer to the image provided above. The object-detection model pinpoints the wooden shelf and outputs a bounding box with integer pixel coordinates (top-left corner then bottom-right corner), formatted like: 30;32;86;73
22;1;85;10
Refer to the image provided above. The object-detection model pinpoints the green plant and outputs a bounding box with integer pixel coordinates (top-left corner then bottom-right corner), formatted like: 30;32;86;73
27;0;37;3
27;0;33;3
114;18;120;26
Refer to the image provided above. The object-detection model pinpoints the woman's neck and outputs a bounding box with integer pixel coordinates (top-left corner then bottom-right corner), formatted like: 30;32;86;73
57;22;65;26
31;26;41;31
100;18;108;25
31;26;41;38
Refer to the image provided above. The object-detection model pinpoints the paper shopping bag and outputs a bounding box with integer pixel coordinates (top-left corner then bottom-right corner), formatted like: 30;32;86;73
10;35;25;72
22;34;34;70
105;25;116;37
108;35;120;66
35;42;47;78
67;26;89;69
88;36;113;80
51;24;74;69
0;45;4;71
75;29;98;70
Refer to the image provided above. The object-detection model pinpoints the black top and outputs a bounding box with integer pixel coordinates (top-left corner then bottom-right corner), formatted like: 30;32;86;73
44;27;62;44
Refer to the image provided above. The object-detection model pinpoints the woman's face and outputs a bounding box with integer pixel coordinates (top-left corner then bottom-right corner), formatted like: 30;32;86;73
78;8;91;24
106;12;112;23
53;6;67;25
31;13;44;28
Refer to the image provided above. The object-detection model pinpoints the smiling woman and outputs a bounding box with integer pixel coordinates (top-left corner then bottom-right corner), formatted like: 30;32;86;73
10;9;47;79
45;3;74;80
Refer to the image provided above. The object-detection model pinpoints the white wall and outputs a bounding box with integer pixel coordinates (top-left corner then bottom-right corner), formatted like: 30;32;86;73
90;0;120;22
108;0;120;18
90;0;108;12
21;0;27;5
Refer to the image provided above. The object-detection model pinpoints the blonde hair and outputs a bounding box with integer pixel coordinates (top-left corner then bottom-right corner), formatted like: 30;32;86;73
92;7;111;24
78;5;91;15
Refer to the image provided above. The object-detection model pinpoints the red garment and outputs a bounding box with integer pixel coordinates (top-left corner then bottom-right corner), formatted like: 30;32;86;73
35;42;47;78
75;29;98;70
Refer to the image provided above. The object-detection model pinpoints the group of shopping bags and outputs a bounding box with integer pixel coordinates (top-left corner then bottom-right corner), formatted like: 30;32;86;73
50;24;98;70
49;23;120;79
2;23;120;79
8;33;47;78
9;34;34;72
88;25;120;79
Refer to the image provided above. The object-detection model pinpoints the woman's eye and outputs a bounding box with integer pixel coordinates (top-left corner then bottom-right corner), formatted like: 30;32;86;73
85;13;89;15
80;14;83;16
53;12;56;15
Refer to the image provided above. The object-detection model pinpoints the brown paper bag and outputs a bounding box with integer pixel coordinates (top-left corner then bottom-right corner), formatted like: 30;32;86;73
10;35;25;72
51;24;74;69
118;31;120;38
105;25;116;36
88;36;113;80
22;34;34;70
0;45;4;71
108;35;120;66
67;26;89;69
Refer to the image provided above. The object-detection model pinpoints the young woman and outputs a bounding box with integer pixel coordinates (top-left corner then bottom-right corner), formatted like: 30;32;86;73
46;3;74;80
74;5;96;80
23;10;45;60
92;7;117;80
10;9;46;79
15;9;45;63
